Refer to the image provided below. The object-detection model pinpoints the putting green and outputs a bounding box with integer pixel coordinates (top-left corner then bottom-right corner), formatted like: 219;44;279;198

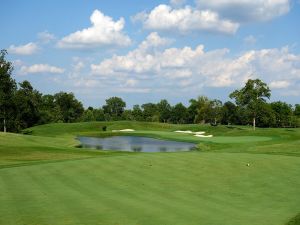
196;135;273;143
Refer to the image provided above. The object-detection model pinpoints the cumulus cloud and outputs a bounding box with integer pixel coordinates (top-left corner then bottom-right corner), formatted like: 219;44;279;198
134;4;239;34
57;9;131;49
90;33;300;94
20;64;65;75
8;42;39;55
269;80;290;89
195;0;290;23
170;0;186;7
244;35;257;45
38;31;56;43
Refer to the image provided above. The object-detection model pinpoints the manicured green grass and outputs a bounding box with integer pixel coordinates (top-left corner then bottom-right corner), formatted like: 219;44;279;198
1;121;300;225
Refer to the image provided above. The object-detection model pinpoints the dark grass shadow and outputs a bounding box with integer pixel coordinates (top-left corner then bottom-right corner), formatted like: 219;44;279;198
286;213;300;225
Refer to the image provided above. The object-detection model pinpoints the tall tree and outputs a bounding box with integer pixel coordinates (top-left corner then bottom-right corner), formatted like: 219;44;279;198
210;99;222;125
14;80;41;130
221;101;237;125
103;97;126;120
194;96;211;124
132;105;143;121
230;79;271;130
157;99;171;123
141;103;158;122
0;50;16;132
170;103;188;124
54;92;84;122
271;101;293;127
294;104;300;117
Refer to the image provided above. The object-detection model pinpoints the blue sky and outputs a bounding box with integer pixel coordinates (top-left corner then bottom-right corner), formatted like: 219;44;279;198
1;0;300;108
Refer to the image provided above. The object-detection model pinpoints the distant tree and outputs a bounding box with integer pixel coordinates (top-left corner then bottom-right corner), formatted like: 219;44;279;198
221;101;237;125
132;105;143;121
103;97;126;120
93;108;105;121
271;101;293;127
82;109;95;122
122;109;134;120
14;80;41;130
157;99;172;123
194;96;211;124
0;50;16;132
230;79;271;130
255;102;276;127
294;104;300;117
187;98;198;123
141;103;158;122
210;99;222;125
54;92;84;122
170;103;188;124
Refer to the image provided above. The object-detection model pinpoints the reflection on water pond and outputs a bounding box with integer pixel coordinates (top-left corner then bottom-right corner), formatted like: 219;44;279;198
77;136;196;152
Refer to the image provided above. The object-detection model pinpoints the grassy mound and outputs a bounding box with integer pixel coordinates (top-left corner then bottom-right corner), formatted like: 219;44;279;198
286;214;300;225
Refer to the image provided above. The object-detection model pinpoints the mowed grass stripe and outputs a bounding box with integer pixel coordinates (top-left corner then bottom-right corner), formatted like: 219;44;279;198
1;152;300;225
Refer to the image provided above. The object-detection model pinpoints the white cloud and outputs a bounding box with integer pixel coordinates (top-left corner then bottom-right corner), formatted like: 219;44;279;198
170;0;186;7
124;79;138;87
20;64;65;75
135;4;239;34
8;42;39;55
244;35;257;45
196;0;290;22
57;9;131;49
38;31;56;43
90;33;300;94
91;32;174;75
269;80;290;89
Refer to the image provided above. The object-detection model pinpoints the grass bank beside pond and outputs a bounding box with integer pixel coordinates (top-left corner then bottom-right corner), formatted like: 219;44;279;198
0;121;300;225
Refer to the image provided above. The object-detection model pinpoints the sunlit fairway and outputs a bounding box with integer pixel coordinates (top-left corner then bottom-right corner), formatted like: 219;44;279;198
0;121;300;225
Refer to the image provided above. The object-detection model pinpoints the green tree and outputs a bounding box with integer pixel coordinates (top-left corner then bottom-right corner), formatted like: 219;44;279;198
0;50;16;132
271;101;293;127
132;105;143;121
54;92;84;122
170;103;188;124
141;103;158;122
187;98;198;123
255;102;276;127
294;104;300;117
221;101;237;125
14;80;41;130
194;96;211;124
157;99;171;123
93;108;105;121
210;99;222;125
82;109;95;122
103;97;126;120
230;79;271;130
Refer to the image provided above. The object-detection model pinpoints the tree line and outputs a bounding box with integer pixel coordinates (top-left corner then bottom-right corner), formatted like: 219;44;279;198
1;49;300;132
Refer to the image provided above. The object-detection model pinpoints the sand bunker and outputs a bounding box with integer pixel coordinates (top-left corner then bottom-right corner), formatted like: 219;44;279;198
174;130;213;138
194;134;213;138
174;130;194;134
112;129;135;132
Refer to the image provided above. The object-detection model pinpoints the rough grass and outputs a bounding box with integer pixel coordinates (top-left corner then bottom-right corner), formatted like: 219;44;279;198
0;121;300;225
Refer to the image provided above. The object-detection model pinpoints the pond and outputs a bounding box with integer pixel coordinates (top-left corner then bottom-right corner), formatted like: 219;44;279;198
77;136;196;152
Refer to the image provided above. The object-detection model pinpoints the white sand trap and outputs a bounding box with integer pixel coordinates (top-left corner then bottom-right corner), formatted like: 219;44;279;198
120;129;135;132
194;131;205;135
112;129;135;132
194;134;213;138
174;130;194;134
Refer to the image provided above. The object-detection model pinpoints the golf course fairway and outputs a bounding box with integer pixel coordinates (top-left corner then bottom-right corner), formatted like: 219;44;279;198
0;121;300;225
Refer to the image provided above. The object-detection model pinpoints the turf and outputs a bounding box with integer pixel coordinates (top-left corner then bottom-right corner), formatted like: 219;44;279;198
0;121;300;225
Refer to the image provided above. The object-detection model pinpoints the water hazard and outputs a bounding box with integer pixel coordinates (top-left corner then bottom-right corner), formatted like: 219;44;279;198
77;136;196;152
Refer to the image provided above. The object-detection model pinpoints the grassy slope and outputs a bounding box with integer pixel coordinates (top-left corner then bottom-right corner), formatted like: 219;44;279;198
0;121;300;225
